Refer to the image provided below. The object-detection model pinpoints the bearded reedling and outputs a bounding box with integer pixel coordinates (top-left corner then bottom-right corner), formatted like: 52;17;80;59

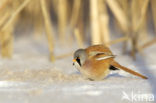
73;45;148;80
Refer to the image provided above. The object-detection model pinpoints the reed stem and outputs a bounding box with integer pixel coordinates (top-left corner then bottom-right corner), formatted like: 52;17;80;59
40;0;55;62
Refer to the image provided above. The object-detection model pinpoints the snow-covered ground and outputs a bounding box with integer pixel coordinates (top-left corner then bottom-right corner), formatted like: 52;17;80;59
0;36;155;103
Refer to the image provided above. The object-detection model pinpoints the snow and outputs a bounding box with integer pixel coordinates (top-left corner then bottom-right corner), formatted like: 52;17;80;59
0;36;155;103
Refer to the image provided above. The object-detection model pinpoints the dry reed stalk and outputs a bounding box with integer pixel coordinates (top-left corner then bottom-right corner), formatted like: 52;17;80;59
74;28;84;48
58;0;67;43
0;12;10;28
130;0;141;59
76;4;85;46
29;0;44;38
131;0;148;40
40;0;55;62
33;16;44;38
115;0;130;54
70;0;81;28
55;52;73;60
130;0;149;59
0;1;11;57
0;0;10;11
90;0;101;44
139;16;148;43
151;0;156;35
106;36;129;46
140;38;156;50
132;0;149;33
117;0;129;13
0;0;30;57
116;0;129;26
1;0;30;31
138;38;156;55
138;0;148;40
68;0;82;45
116;0;131;34
106;0;128;33
98;0;110;46
0;30;13;57
51;0;58;15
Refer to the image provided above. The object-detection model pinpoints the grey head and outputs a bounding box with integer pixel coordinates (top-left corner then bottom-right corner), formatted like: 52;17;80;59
73;49;87;66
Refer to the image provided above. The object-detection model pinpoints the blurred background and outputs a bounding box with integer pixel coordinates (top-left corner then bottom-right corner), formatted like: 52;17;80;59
0;0;156;103
0;0;156;61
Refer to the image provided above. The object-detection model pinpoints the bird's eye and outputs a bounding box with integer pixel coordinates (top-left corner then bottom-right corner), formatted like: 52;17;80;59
76;57;81;66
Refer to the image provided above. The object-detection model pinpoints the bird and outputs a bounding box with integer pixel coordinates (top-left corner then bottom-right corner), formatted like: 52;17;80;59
72;45;148;80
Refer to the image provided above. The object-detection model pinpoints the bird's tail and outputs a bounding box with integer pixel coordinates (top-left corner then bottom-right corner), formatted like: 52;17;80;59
111;61;148;79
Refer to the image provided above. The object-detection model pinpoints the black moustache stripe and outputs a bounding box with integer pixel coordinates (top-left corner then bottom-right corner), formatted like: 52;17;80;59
76;58;81;66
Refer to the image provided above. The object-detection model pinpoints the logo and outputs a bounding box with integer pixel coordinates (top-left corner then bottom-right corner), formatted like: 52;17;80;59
122;91;155;102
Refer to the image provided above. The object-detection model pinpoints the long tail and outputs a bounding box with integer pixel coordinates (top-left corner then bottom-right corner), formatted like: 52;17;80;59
111;61;148;79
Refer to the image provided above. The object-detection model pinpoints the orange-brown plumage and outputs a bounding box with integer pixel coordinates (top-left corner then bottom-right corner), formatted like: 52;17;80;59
110;61;148;79
82;57;112;80
73;45;148;80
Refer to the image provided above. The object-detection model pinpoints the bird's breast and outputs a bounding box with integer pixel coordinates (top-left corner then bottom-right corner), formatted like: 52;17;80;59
81;59;111;80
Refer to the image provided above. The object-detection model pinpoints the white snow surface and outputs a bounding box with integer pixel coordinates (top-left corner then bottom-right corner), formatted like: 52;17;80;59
0;36;155;103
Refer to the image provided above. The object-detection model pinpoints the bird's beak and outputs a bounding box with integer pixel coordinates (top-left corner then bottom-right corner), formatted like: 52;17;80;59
72;59;76;62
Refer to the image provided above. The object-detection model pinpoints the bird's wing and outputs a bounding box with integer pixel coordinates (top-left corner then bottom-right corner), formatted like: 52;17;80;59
88;51;116;60
95;55;116;60
86;45;115;60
